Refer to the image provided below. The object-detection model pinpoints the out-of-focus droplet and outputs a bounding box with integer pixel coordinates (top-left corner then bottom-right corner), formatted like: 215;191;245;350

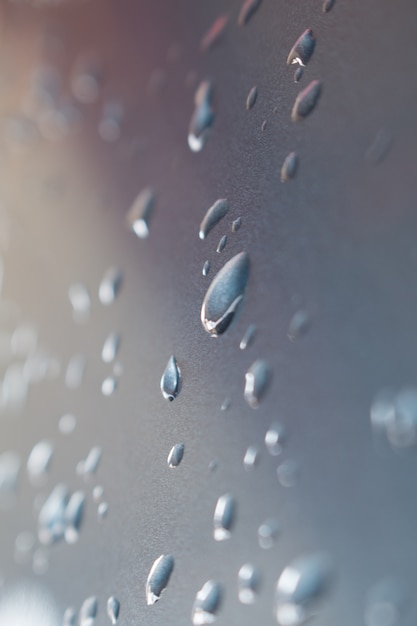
59;413;76;435
126;187;155;239
281;152;299;182
288;309;311;340
370;388;417;449
102;376;117;396
107;596;120;625
1;363;28;410
231;217;242;233
291;80;322;122
199;199;229;240
244;359;271;408
64;491;85;544
238;0;263;26
79;596;98;626
82;446;102;477
14;531;35;564
68;283;90;323
32;548;49;575
27;440;53;485
246;86;258;110
191;580;222;625
160;355;181;401
146;554;175;605
201;252;250;336
188;81;215;152
0;451;20;503
240;324;256;350
274;553;333;625
365;129;392;165
200;15;229;53
167;443;185;468
65;355;86;389
243;445;259;469
93;485;104;502
99;267;123;305
294;67;303;83
202;260;211;277
238;563;260;604
98;501;109;521
70;56;103;104
101;333;120;363
323;0;336;12
216;235;227;254
213;493;235;541
220;397;231;411
265;423;286;456
277;460;298;487
287;29;316;67
38;484;69;545
364;578;407;626
258;519;279;549
99;102;123;142
11;324;38;356
63;606;77;626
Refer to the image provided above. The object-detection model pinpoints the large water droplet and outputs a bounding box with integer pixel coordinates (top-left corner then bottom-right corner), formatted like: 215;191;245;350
79;596;98;626
287;29;316;67
277;460;298;487
200;15;229;53
64;490;85;544
107;596;120;624
191;580;222;625
238;564;260;604
27;440;53;485
213;493;235;541
199;199;229;240
98;267;123;305
188;81;215;152
265;423;286;456
167;443;185;468
246;86;258;110
201;252;250;336
291;80;322;122
68;283;90;323
244;359;272;408
101;333;120;363
160;355;181;401
146;554;175;605
38;484;69;545
216;235;227;254
281;152;299;183
126;187;155;239
238;0;263;26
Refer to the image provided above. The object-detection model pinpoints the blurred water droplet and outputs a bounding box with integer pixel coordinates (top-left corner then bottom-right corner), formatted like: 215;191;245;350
213;493;235;541
294;67;303;83
1;363;28;410
365;129;392;165
199;199;229;240
238;563;260;604
99;102;123;142
64;491;85;544
238;0;263;26
246;86;258;110
107;596;120;624
365;578;407;626
32;548;49;575
160;355;181;401
323;0;336;12
258;519;279;549
80;596;98;626
216;235;227;253
370;388;417;449
27;440;53;485
201;251;250;336
68;283;90;323
126;187;155;239
277;460;298;487
291;80;322;122
288;309;311;340
240;324;256;351
202;260;211;277
209;459;219;472
220;397;231;411
191;580;222;625
0;451;20;504
102;376;117;396
188;81;215;152
71;60;102;104
231;217;242;233
82;446;102;478
243;445;259;469
63;606;77;626
101;333;120;363
11;324;38;356
261;120;267;132
92;485;104;502
265;423;286;456
65;355;86;389
59;413;76;435
244;359;271;408
98;501;109;521
146;554;175;605
38;484;69;545
14;531;35;564
200;15;229;53
287;29;316;67
281;152;299;183
167;443;185;468
275;553;333;625
99;267;123;305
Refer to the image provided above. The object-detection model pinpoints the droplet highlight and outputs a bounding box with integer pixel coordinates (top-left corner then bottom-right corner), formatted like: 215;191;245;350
243;445;259;469
27;440;53;485
202;260;211;277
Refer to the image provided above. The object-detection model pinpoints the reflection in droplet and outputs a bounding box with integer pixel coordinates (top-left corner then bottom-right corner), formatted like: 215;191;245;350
126;187;155;239
287;29;316;67
199;199;229;240
102;333;120;363
277;460;298;487
365;578;407;626
201;252;250;336
265;423;286;456
200;15;229;53
65;355;86;389
246;86;258;110
27;441;53;485
288;309;311;340
365;129;392;165
68;283;90;323
231;217;242;233
64;491;85;544
238;564;260;604
188;81;215;152
107;596;120;624
281;152;299;183
167;443;185;468
291;80;322;122
238;0;263;26
243;445;259;469
38;484;69;545
191;580;222;625
216;235;227;254
102;376;117;396
146;555;175;605
240;324;256;350
213;493;235;541
80;596;98;626
59;413;77;435
202;260;211;277
160;355;181;401
323;0;336;12
98;267;123;305
244;359;271;408
258;519;279;549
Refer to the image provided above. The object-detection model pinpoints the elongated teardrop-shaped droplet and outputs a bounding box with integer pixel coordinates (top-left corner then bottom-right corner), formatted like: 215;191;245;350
238;0;262;26
240;324;256;350
200;15;229;53
191;580;222;625
281;152;299;182
213;493;235;541
38;484;69;545
167;443;185;468
238;564;260;604
243;445;259;469
287;29;316;67
244;359;271;408
216;235;227;253
202;260;211;277
201;252;250;336
102;332;120;363
199;199;229;240
107;596;120;624
231;217;242;232
126;187;155;239
98;267;123;305
146;554;175;605
291;80;322;122
64;491;85;544
27;440;53;485
246;86;258;110
188;81;215;152
323;0;335;12
160;355;181;401
80;596;98;626
275;553;333;626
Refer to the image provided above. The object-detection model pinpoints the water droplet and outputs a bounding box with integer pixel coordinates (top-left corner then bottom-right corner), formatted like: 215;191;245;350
191;580;222;625
216;235;227;253
322;0;336;13
92;485;104;502
27;440;53;485
200;15;229;53
209;459;219;472
68;283;90;323
32;548;49;575
80;596;98;626
243;445;259;469
202;260;211;277
231;217;242;233
99;267;123;305
238;0;263;26
102;376;117;396
277;460;298;487
370;388;417;449
288;309;311;340
274;553;333;625
220;397;231;411
99;102;123;142
188;81;215;152
244;359;272;408
167;443;185;468
98;501;109;521
291;80;322;122
265;423;286;456
201;251;250;336
71;61;102;105
160;355;181;401
199;199;229;240
246;86;258;110
238;564;260;604
63;606;77;626
1;363;28;410
365;578;407;626
365;129;392;165
14;531;35;563
65;355;86;389
0;451;20;501
59;413;76;435
294;67;304;83
64;491;85;544
261;120;267;132
101;333;120;363
126;187;155;239
82;446;102;477
146;554;175;605
258;519;279;549
11;324;38;356
38;484;69;545
239;324;256;350
213;493;235;541
107;596;120;624
287;29;316;67
281;152;299;183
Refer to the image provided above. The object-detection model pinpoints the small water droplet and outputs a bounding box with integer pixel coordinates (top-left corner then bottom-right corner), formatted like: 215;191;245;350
243;445;259;469
365;578;407;626
102;333;120;363
65;355;86;389
188;81;215;152
82;446;102;478
64;491;85;544
80;596;98;626
99;102;123;142
126;187;155;239
146;554;175;605
213;493;235;541
239;324;256;350
261;120;267;132
68;283;90;323
365;129;392;165
265;423;286;456
322;0;336;13
258;518;279;549
63;606;77;626
27;440;53;485
59;413;77;435
199;199;229;240
244;359;272;408
202;260;211;277
200;15;229;53
288;309;311;340
97;501;109;521
106;596;120;624
287;29;316;67
281;152;299;183
98;267;123;305
231;217;242;233
220;397;231;411
216;235;227;254
38;484;69;545
274;553;333;625
201;251;250;336
191;580;222;625
93;485;104;502
246;86;258;110
167;443;185;468
238;563;260;604
160;355;181;401
238;0;263;26
102;376;117;396
291;80;322;122
294;67;303;83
